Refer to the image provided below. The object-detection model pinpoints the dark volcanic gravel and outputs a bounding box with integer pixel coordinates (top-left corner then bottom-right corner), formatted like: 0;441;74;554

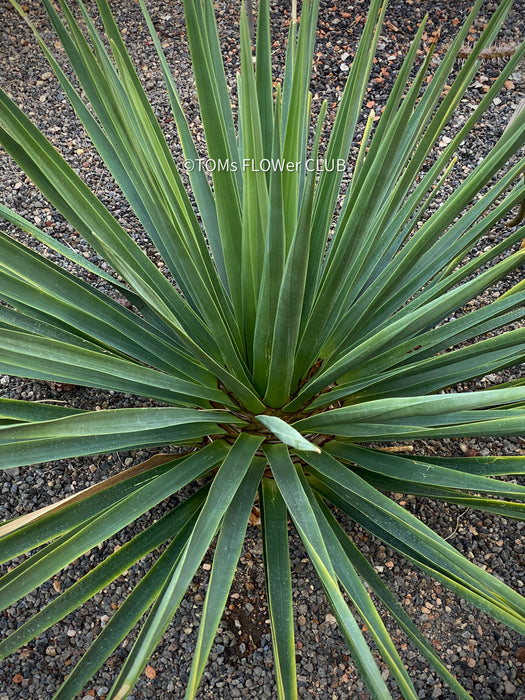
0;0;525;698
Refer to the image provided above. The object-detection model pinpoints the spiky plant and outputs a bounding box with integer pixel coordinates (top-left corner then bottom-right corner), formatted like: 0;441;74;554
0;0;524;697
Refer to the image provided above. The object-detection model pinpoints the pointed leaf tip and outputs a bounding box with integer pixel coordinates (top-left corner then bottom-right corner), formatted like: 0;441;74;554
255;414;321;453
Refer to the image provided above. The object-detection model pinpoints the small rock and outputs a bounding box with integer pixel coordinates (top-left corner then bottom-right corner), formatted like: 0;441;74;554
504;681;516;695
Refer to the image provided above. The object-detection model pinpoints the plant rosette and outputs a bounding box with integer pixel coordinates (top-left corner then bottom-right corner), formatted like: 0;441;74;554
0;0;525;698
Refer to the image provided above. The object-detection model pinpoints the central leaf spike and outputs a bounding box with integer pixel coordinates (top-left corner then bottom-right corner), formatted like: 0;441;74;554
255;414;321;452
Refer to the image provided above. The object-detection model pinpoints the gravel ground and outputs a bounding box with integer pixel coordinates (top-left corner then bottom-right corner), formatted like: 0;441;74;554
0;0;525;698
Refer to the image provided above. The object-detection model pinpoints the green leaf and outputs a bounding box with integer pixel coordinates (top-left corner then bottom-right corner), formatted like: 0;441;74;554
260;477;296;700
107;434;264;700
0;87;218;358
181;0;244;321
295;386;525;432
136;0;228;290
0;485;209;659
280;0;320;245
0;443;227;613
310;287;525;408
307;490;419;700
265;444;392;700
0;453;193;562
351;469;525;522
185;457;266;698
255;0;273;161
0;204;146;310
0;329;232;408
336;159;525;352
295;0;522;377
53;510;200;699
303;450;525;634
288;249;525;409
256;414;320;452
0;408;241;469
47;0;249;379
304;0;386;319
327;442;525;501
413;454;525;477
313;496;472;700
264;100;327;406
252;85;286;393
0;398;84;426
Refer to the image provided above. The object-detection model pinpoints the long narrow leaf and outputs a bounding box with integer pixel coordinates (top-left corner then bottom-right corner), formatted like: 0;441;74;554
185;457;266;698
265;443;392;700
0;443;227;611
0;486;209;658
303;450;525;633
314;497;472;700
0;453;192;562
52;510;199;700
260;477;297;700
0;408;241;469
107;434;263;700
0;329;232;408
